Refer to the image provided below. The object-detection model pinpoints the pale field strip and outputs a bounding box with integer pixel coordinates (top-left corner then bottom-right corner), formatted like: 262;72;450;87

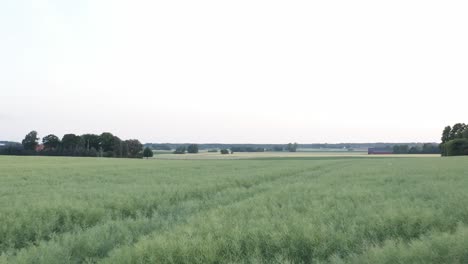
153;151;441;160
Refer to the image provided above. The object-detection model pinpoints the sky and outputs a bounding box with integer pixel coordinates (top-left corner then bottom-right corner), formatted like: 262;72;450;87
1;0;467;143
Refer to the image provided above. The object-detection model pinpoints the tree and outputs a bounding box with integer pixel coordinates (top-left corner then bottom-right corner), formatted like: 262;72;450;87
80;134;100;151
173;146;186;154
187;144;199;153
61;134;80;149
441;126;451;143
230;146;264;152
22;131;39;151
287;142;298;152
42;134;60;150
450;123;466;140
112;136;124;157
0;143;24;155
220;149;230;154
445;139;468;156
143;147;153;158
463;128;468;139
393;145;409;154
148;144;172;150
441;123;468;156
97;134;122;157
408;146;420;154
422;143;438;154
121;141;129;158
100;132;115;153
273;146;284;151
125;139;143;158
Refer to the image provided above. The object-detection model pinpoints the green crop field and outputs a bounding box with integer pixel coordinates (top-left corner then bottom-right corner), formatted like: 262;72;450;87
1;155;468;264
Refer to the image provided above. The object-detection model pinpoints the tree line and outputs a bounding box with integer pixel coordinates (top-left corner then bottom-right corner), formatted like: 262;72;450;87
0;130;151;158
392;143;439;154
151;143;299;153
145;142;414;151
170;143;299;153
440;123;468;156
173;144;199;154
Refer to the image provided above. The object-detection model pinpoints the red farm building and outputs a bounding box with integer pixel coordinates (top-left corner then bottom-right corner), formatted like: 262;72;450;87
35;144;45;152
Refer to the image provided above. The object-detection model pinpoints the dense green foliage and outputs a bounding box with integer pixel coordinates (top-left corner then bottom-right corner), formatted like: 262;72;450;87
444;139;468;156
393;143;439;154
173;146;186;154
142;147;153;158
21;131;39;151
220;148;230;154
0;143;24;155
1;131;143;158
146;144;172;150
440;123;468;156
187;144;199;154
230;146;265;152
1;156;468;263
287;142;298;152
42;134;61;150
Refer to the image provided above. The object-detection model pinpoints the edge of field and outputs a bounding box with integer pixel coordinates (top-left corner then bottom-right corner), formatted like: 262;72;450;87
152;151;440;160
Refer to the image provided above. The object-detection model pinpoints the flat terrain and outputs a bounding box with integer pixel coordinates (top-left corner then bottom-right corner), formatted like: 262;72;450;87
0;155;467;263
154;151;439;159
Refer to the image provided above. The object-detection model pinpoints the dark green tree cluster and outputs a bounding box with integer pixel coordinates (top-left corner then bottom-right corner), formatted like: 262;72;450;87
220;149;230;154
230;146;264;152
187;144;199;153
21;131;39;151
272;146;284;151
287;142;298;152
441;123;468;156
1;131;144;158
168;144;199;154
173;146;186;154
0;142;25;155
392;145;409;154
145;144;172;150
143;147;154;158
393;144;439;154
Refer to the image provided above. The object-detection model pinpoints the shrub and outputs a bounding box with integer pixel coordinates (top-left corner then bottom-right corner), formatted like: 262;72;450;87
220;149;230;154
143;147;153;158
173;146;186;154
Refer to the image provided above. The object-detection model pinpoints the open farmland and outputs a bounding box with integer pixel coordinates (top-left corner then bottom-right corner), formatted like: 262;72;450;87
153;151;439;160
1;155;468;263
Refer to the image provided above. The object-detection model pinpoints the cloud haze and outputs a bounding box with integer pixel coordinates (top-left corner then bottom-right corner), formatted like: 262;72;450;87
1;0;467;143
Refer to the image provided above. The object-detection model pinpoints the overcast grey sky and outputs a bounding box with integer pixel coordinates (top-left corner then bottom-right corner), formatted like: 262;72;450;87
1;0;467;143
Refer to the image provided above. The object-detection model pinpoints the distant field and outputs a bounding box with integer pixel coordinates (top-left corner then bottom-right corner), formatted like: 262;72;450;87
1;155;467;263
154;151;439;160
296;148;368;152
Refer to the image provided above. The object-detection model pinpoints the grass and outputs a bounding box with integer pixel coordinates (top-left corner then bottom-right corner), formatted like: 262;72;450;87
0;155;467;263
